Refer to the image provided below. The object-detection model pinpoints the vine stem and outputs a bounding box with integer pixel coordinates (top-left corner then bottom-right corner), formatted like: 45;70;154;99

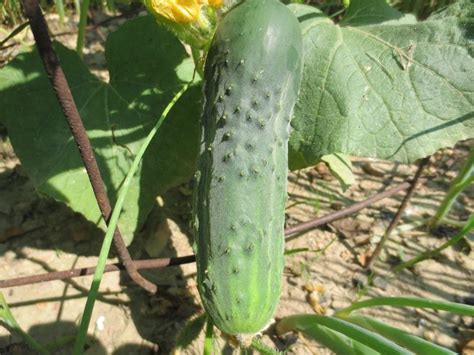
430;148;474;227
365;157;430;269
20;0;157;294
72;83;192;354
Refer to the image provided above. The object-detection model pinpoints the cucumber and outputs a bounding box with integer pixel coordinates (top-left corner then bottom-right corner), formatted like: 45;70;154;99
193;0;303;338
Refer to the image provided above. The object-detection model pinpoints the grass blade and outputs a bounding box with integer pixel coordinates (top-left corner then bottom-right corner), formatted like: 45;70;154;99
203;316;214;355
76;0;91;56
394;214;474;272
54;0;65;25
431;148;473;226
336;296;474;317
74;0;81;16
72;82;192;354
0;21;29;49
285;247;319;255
344;315;455;355
0;293;50;354
277;314;411;355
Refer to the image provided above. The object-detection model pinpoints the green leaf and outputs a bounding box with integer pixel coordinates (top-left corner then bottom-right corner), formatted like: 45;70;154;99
278;314;379;355
277;314;411;355
300;324;380;355
288;0;474;169
320;153;355;190
175;314;207;349
341;0;417;26
0;16;201;244
343;315;455;355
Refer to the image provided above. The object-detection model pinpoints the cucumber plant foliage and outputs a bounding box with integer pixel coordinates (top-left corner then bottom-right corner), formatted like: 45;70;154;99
0;0;473;243
0;17;202;244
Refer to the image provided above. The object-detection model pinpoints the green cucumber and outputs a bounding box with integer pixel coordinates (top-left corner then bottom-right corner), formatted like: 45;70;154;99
193;0;303;338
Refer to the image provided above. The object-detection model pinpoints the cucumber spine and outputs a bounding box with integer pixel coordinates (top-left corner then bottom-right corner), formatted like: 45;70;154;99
193;0;304;337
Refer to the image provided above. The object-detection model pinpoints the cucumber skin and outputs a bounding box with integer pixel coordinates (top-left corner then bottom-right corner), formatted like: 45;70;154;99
194;0;303;336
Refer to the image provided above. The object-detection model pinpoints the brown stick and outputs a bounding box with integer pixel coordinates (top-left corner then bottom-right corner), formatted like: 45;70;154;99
0;179;423;289
20;0;157;294
365;157;431;269
0;256;196;289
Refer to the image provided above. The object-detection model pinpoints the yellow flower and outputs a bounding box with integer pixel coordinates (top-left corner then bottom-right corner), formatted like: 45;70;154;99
144;0;224;48
202;0;223;6
148;0;223;24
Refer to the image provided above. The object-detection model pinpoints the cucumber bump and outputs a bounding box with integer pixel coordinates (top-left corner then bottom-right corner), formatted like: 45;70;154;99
194;0;304;338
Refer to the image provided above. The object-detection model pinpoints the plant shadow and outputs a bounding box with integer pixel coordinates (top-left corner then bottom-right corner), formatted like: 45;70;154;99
0;320;106;354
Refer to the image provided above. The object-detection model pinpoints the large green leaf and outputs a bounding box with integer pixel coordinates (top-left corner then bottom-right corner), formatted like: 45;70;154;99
0;16;201;244
289;0;474;169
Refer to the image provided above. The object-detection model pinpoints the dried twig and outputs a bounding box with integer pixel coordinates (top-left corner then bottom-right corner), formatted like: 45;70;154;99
365;157;430;269
20;0;156;294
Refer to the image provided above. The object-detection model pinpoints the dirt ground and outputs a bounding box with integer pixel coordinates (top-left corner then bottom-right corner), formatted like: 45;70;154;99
1;12;473;355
